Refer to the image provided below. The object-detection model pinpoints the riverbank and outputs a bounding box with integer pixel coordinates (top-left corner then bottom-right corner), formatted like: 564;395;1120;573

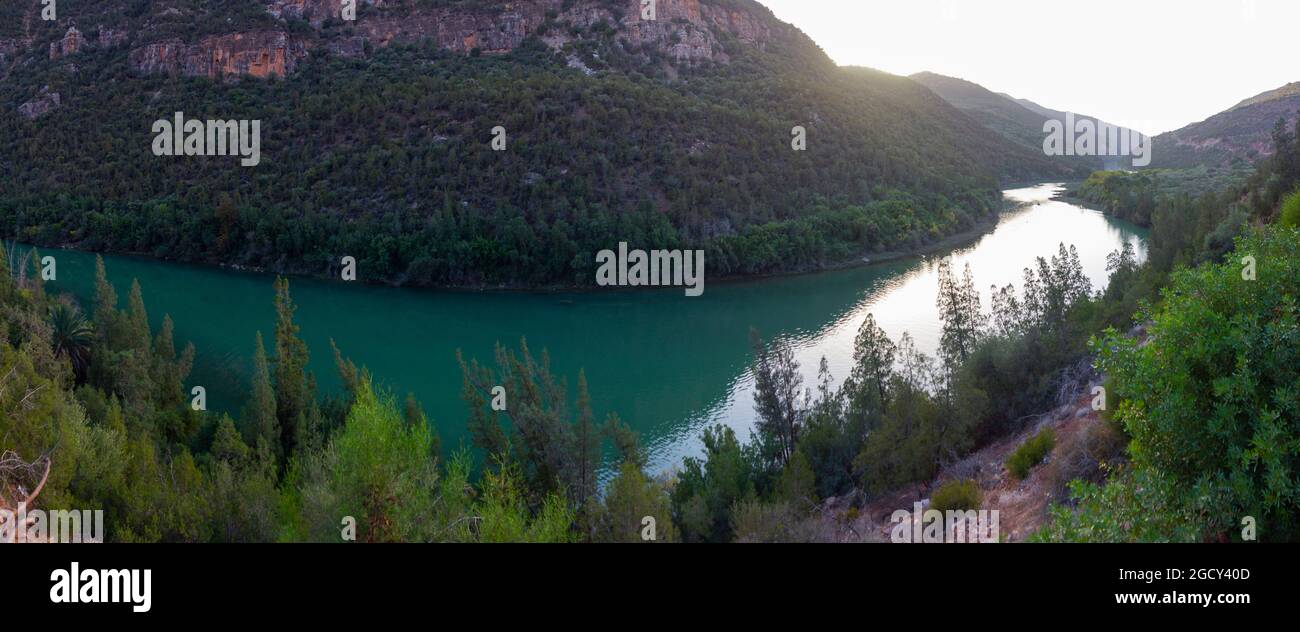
10;208;1014;298
7;186;1045;296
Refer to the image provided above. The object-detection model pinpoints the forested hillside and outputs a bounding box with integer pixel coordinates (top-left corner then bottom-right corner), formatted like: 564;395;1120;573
910;71;1133;171
0;0;1068;287
1150;82;1300;169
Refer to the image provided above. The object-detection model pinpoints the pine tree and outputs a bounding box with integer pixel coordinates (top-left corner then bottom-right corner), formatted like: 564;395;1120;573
245;331;280;463
604;413;645;470
990;283;1023;338
29;248;45;303
850;313;896;409
104;394;127;435
0;242;14;303
111;279;155;419
572;369;599;510
457;349;510;464
92;255;117;327
596;461;677;543
936;260;983;377
403;391;441;459
272;277;313;458
211;415;251;465
125;280;151;351
152;315;184;408
750;328;804;469
403;392;423;427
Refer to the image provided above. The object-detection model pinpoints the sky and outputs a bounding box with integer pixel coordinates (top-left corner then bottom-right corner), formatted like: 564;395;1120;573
756;0;1300;135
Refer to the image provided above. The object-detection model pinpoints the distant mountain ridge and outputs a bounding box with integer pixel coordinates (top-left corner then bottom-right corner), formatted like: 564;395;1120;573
1151;81;1300;169
910;71;1141;171
909;72;1050;150
1229;82;1300;111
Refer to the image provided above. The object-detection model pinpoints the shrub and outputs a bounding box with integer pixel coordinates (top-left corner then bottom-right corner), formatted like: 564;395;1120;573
729;499;818;543
1030;466;1223;543
670;424;760;543
930;479;982;512
1279;189;1300;228
1041;421;1125;498
1095;375;1123;424
1085;418;1129;464
1006;428;1056;480
1093;227;1300;539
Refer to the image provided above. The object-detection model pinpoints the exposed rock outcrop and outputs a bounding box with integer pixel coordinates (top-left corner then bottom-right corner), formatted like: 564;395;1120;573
18;86;61;119
49;26;84;60
97;26;129;48
128;0;789;79
129;31;310;80
350;1;552;54
265;0;346;27
345;0;778;61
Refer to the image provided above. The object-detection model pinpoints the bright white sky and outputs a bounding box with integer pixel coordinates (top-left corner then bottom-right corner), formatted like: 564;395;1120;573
757;0;1300;135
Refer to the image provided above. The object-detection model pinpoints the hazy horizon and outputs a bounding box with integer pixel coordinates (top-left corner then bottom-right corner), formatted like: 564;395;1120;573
759;0;1300;135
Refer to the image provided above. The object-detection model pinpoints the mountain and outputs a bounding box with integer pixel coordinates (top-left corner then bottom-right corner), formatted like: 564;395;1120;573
0;1;1067;287
910;71;1138;171
909;72;1052;150
1150;82;1300;169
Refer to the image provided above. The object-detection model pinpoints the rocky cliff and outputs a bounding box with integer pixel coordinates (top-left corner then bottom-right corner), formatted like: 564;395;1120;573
265;0;348;27
129;31;311;79
49;26;85;60
113;0;793;80
18;85;60;119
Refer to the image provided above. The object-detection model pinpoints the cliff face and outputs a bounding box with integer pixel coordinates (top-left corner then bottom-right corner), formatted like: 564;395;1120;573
33;25;126;63
349;1;552;55
18;86;60;119
265;0;347;27
98;27;129;49
119;0;790;79
129;31;311;79
49;26;85;60
617;0;779;63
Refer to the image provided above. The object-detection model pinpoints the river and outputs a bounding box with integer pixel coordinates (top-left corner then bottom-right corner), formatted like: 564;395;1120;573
37;183;1145;473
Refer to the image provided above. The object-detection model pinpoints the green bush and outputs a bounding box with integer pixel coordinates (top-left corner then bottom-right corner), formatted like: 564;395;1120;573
1279;189;1300;228
1006;428;1056;480
1093;227;1300;539
930;479;983;512
1031;466;1221;543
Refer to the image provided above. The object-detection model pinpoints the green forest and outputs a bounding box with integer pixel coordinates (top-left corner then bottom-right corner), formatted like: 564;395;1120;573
3;1;1299;543
1;1;1066;288
5;108;1297;540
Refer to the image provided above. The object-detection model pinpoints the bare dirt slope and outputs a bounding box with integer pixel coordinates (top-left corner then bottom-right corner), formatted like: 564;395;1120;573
805;367;1127;543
